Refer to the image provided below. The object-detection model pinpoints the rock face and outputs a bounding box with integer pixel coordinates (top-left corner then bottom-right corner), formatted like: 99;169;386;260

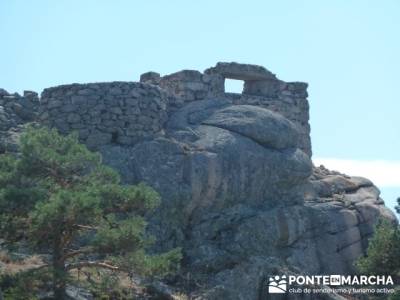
1;62;397;299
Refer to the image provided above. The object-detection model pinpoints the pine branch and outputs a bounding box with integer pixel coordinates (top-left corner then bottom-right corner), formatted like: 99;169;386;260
61;247;94;261
74;224;98;230
66;261;120;271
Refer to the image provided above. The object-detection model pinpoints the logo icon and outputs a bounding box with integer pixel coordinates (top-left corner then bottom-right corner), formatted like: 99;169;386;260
268;275;287;293
329;275;341;286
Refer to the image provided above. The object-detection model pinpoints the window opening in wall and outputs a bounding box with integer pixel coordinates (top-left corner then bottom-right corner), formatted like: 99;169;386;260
224;79;244;94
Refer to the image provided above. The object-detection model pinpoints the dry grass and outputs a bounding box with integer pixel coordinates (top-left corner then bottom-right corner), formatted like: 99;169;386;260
0;250;45;275
0;252;191;298
172;293;189;300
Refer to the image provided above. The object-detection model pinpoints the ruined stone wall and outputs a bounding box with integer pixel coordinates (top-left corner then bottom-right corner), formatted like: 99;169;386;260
141;70;224;108
0;89;39;131
1;62;312;156
0;89;40;153
39;82;168;149
224;84;311;156
143;62;312;156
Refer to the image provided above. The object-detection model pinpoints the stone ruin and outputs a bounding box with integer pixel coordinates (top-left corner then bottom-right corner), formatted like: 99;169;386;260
0;88;39;130
39;82;169;149
143;62;311;156
0;89;40;152
34;62;311;156
1;62;397;300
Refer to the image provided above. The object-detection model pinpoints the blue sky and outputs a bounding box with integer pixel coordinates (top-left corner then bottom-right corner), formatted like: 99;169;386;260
0;0;399;212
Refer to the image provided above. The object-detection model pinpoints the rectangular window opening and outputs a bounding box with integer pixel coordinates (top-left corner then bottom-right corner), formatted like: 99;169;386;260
224;79;244;94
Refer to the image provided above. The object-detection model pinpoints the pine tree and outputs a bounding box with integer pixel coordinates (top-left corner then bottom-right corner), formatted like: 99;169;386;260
356;219;400;276
0;127;181;299
356;215;400;299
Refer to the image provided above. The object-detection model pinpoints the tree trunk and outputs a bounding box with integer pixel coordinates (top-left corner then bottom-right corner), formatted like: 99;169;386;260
53;239;66;299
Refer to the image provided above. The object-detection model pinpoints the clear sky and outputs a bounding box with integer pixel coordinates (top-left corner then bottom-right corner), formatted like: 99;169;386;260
1;0;399;212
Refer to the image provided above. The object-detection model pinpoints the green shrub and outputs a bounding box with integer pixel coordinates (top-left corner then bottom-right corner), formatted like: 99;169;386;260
356;219;400;276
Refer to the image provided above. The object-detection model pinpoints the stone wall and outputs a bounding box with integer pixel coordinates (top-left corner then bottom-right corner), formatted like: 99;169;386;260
141;70;224;108
1;62;312;156
0;89;39;131
0;89;40;153
39;82;168;149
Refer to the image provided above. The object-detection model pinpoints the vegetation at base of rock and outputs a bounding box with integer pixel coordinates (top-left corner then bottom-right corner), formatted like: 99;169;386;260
356;219;400;276
355;209;400;300
0;126;181;299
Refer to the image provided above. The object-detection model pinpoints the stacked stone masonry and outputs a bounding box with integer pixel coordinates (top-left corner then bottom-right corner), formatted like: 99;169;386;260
39;82;168;149
0;89;39;131
2;62;312;156
0;89;40;153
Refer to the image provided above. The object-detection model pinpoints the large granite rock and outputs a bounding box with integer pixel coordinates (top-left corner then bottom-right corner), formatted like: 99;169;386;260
98;100;396;299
